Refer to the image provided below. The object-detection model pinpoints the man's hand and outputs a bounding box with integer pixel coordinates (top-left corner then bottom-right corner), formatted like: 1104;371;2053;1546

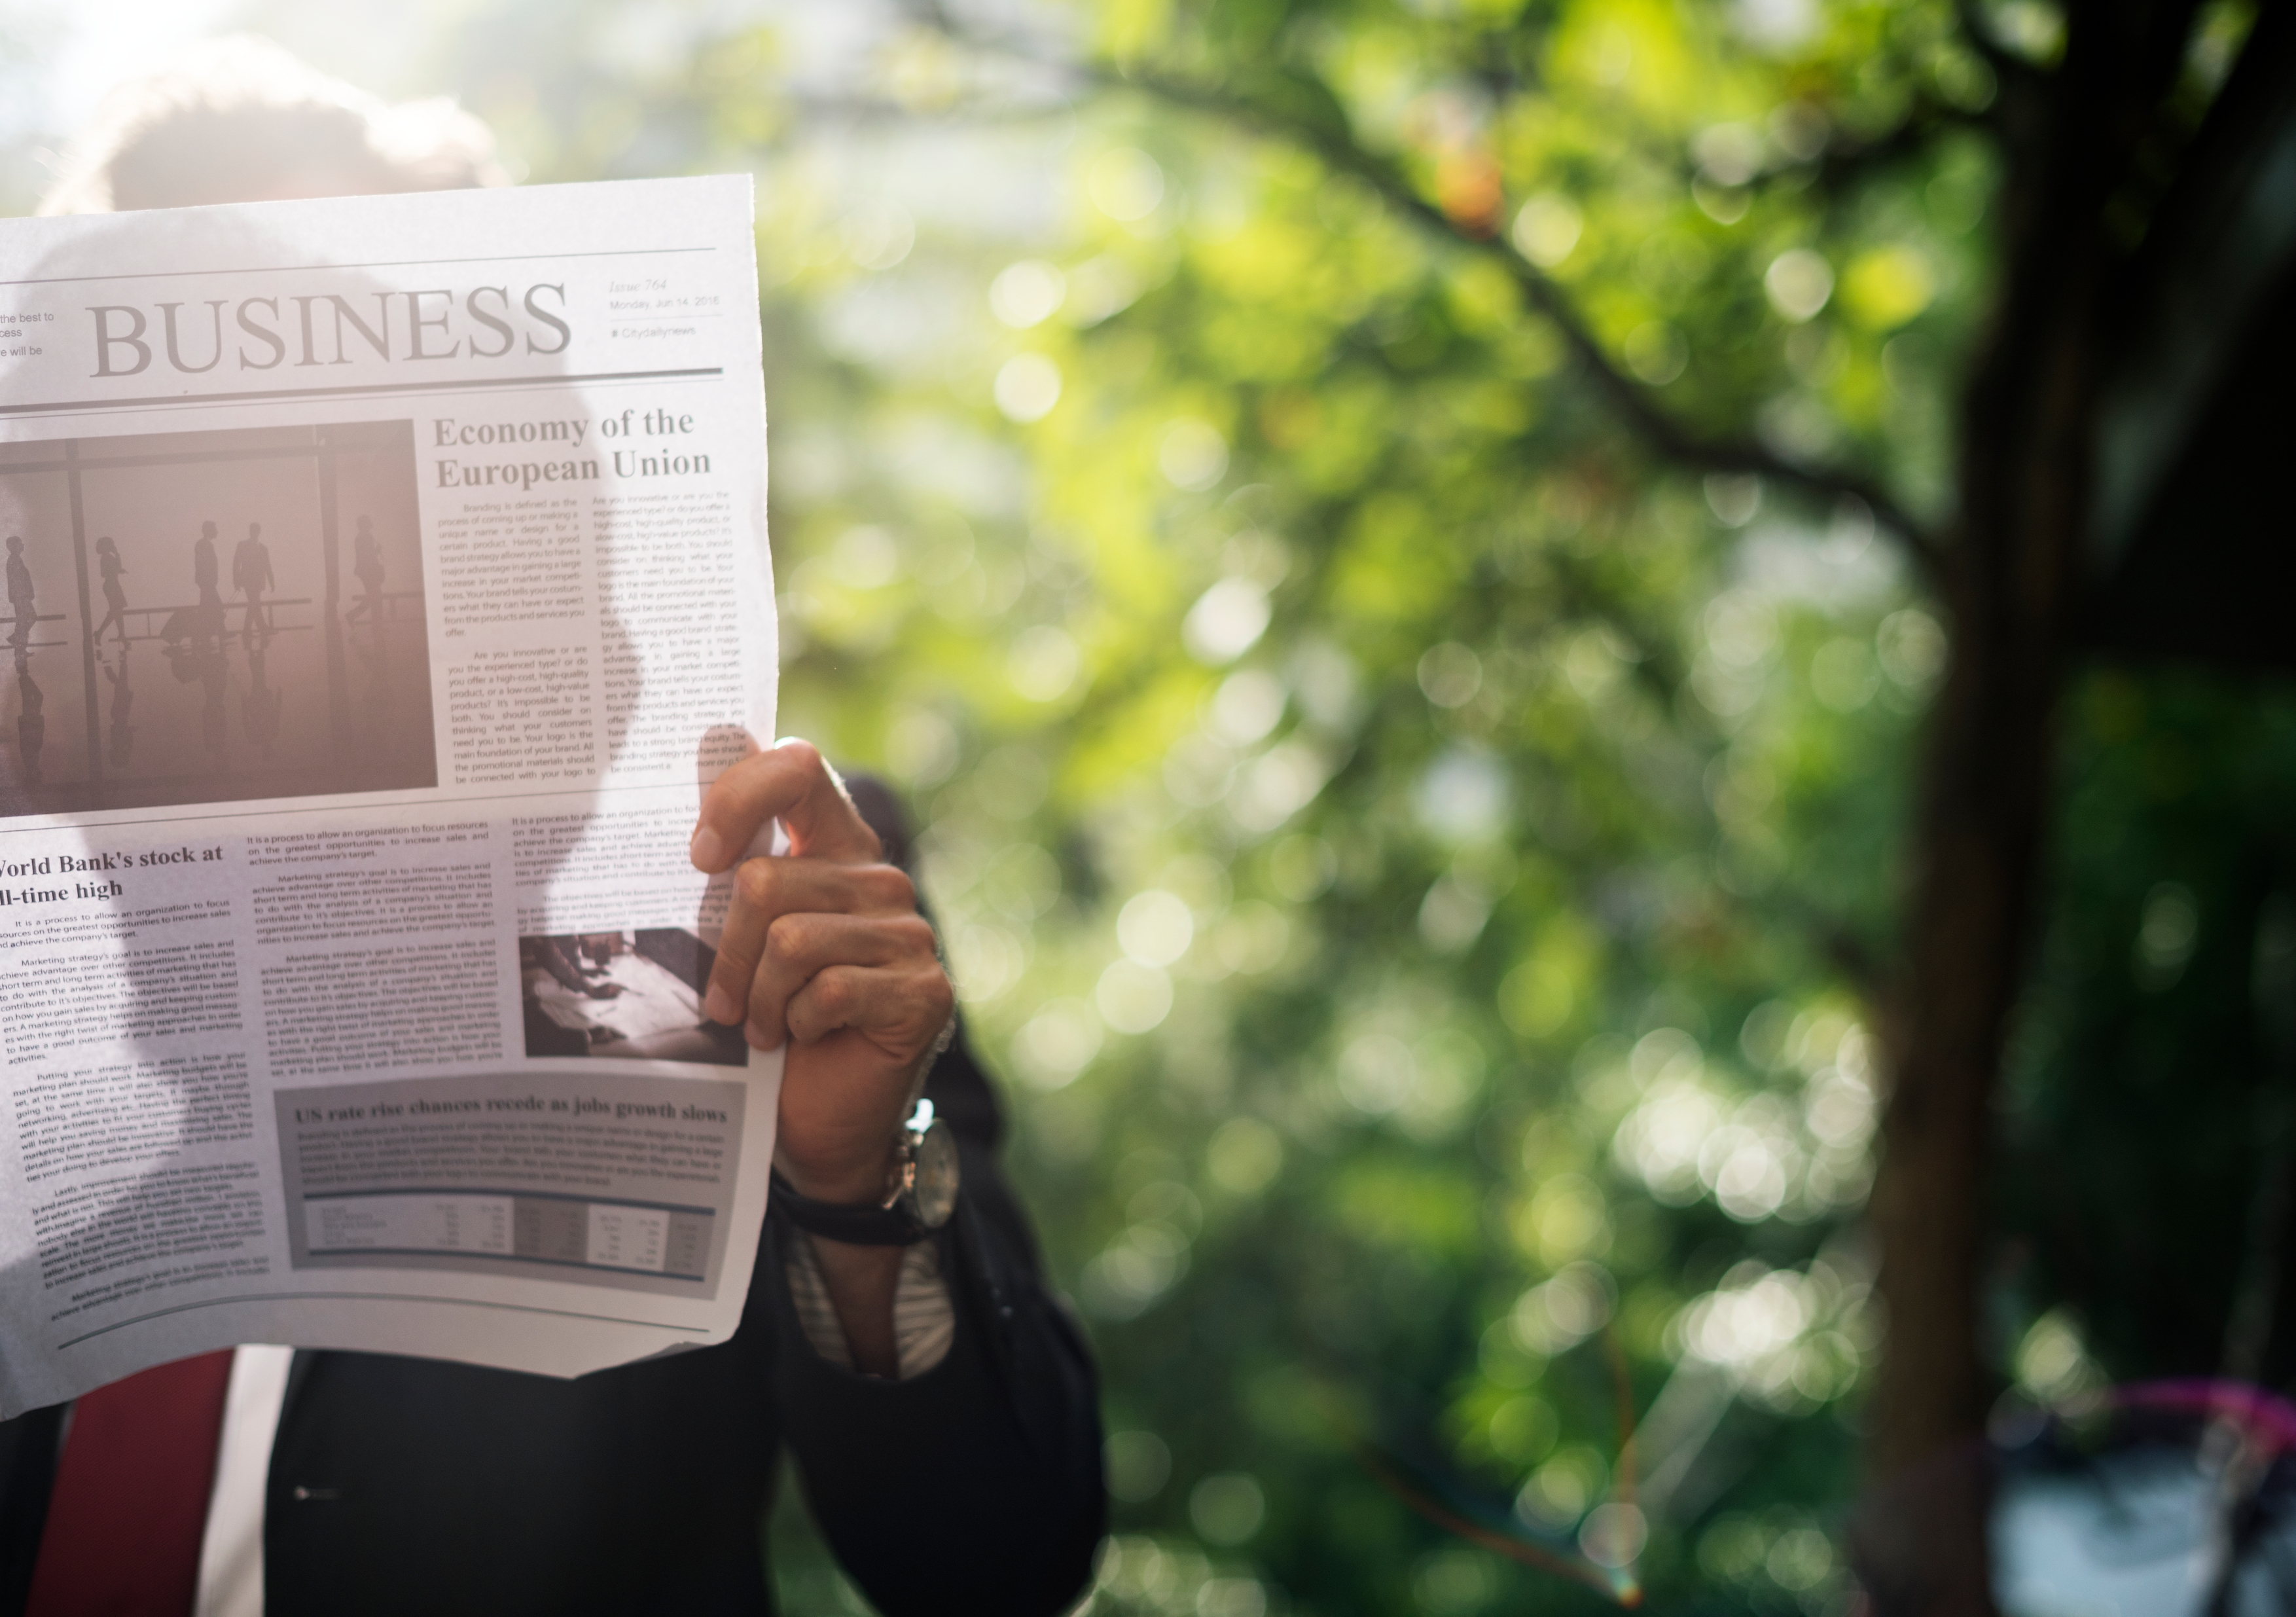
688;738;954;1208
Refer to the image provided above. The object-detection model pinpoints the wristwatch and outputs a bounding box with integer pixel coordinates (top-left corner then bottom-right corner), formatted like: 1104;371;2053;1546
770;1098;960;1246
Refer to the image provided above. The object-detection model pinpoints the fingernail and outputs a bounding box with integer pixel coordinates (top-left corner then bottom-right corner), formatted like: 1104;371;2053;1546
745;1021;778;1051
703;985;737;1024
689;826;724;869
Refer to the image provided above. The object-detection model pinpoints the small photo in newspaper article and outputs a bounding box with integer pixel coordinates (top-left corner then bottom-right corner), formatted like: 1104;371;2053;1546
519;928;746;1066
1;419;434;818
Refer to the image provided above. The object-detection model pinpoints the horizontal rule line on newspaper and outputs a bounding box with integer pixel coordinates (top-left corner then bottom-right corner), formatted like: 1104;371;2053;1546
56;1291;721;1351
3;445;372;474
0;242;718;293
0;778;712;841
302;1188;719;1218
0;365;726;418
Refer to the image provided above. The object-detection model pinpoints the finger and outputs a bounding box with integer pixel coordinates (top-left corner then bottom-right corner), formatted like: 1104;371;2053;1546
701;858;922;1023
732;854;919;920
743;913;940;1047
690;738;879;873
784;960;955;1055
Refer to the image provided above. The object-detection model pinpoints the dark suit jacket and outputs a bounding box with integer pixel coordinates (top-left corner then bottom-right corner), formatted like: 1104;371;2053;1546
0;783;1105;1616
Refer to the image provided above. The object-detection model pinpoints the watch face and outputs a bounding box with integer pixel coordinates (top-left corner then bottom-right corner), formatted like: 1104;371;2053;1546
911;1120;960;1229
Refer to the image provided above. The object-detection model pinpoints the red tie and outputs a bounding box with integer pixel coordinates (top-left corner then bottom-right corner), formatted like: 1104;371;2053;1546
25;1351;236;1617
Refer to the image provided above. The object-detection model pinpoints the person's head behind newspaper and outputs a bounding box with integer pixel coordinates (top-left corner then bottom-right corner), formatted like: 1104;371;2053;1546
37;33;507;215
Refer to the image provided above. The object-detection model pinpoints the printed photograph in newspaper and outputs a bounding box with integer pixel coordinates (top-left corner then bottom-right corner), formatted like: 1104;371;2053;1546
1;419;434;818
518;928;746;1065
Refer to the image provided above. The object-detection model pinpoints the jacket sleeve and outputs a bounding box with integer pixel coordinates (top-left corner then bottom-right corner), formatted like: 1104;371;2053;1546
767;774;1105;1615
767;1028;1107;1616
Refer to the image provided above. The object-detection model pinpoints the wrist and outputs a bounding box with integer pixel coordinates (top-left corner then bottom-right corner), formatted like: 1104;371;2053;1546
778;1143;897;1207
772;1099;960;1246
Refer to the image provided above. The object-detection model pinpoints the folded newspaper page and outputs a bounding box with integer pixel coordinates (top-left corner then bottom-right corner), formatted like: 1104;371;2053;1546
0;175;779;1413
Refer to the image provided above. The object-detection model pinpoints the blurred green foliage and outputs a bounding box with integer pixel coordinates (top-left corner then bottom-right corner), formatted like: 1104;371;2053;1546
59;0;2286;1611
234;1;1971;1612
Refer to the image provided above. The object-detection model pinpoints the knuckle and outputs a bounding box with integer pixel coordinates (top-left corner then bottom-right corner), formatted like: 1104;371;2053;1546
876;867;918;911
715;752;770;804
890;915;938;956
920;969;956;1021
762;915;810;964
734;858;777;907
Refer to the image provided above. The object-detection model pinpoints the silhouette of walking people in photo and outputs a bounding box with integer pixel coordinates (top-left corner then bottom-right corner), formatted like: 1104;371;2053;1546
6;536;33;653
94;536;129;645
234;521;274;643
192;520;223;647
104;648;135;769
348;517;392;702
346;513;385;623
14;661;44;787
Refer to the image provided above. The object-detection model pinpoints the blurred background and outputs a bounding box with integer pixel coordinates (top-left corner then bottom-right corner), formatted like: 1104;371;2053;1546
7;1;2296;1612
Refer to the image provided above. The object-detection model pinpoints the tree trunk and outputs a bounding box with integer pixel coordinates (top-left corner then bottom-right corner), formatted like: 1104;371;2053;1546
1854;5;2210;1607
1855;290;2092;1612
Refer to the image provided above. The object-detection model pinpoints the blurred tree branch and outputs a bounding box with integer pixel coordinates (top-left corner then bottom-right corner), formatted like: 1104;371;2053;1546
775;90;1072;129
910;11;1947;583
1743;96;1994;200
1113;64;1944;576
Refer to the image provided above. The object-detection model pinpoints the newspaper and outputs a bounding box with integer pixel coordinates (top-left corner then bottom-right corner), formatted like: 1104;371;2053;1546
0;176;780;1414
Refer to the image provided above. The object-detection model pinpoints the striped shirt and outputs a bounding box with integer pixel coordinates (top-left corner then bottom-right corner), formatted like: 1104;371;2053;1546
783;1232;957;1380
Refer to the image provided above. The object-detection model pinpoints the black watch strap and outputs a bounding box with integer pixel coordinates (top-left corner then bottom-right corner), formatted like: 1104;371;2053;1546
770;1174;925;1246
